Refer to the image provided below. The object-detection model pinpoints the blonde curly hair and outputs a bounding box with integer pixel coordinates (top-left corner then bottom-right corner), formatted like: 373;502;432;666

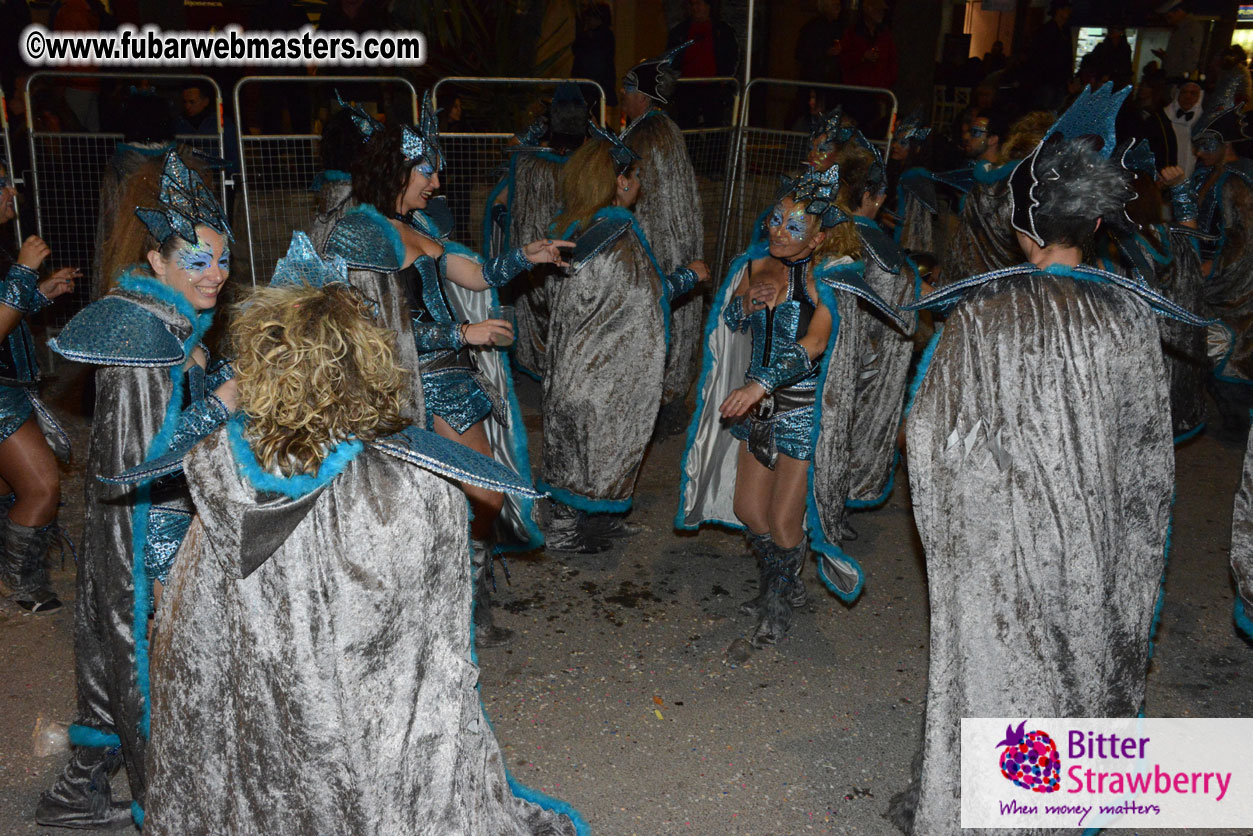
231;283;408;476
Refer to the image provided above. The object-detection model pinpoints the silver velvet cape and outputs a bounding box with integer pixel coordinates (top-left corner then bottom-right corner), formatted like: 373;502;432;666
938;162;1021;288
847;221;917;506
488;150;568;379
676;243;871;600
143;430;579;836
1198;162;1253;384
1231;424;1253;640
306;172;355;255
903;271;1175;835
540;209;668;511
625;109;705;404
45;275;213;808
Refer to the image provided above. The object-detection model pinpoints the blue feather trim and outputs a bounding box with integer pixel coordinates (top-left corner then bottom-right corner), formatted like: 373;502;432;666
227;415;362;498
341;203;407;269
674;241;769;531
538;479;632;514
904;325;943;420
1173;421;1206;445
807;279;865;602
506;774;592;836
68;724;122;748
131;802;143;828
846;450;899;510
1235;597;1253;641
124;274;214;739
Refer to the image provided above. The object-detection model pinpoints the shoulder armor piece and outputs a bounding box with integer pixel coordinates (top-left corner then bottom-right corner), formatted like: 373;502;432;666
372;425;543;498
855;218;905;274
49;295;183;367
571;211;635;272
324;204;405;272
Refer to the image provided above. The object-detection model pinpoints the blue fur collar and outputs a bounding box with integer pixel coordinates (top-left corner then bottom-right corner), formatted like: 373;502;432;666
115;270;214;349
227;414;363;499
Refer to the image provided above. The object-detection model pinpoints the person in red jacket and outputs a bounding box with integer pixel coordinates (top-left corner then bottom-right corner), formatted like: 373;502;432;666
840;0;896;90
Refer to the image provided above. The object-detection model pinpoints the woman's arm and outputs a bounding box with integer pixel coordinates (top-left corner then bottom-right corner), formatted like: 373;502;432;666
443;239;573;291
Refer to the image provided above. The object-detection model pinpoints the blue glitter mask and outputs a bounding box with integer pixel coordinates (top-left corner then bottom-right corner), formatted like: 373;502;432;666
134;150;232;246
768;203;814;242
813;106;854;154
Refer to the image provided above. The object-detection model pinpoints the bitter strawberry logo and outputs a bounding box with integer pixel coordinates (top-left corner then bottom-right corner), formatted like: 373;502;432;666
996;721;1061;793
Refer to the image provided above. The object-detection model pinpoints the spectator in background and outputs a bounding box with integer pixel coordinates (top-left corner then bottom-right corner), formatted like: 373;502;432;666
840;0;896;90
667;0;738;131
1155;1;1204;88
51;0;113;132
175;81;240;176
982;40;1007;77
572;1;618;112
1167;80;1203;178
1025;0;1073;111
795;0;845;85
1090;27;1133;88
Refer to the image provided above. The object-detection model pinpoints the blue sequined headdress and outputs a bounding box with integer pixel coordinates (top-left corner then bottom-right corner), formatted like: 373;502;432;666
400;90;444;171
788;164;847;229
269;231;348;289
1008;83;1135;246
589;119;640;174
1122;138;1157;175
511;114;549;152
849;128;888;196
334;89;383;141
893;107;932;148
622;40;693;104
813;105;855;153
134;149;232;246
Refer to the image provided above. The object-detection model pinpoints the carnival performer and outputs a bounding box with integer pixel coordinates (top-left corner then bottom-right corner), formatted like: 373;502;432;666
894;85;1210;834
676;164;906;647
936;109;1053;287
1117;153;1209;439
0;163;76;614
36;150;236;828
542;122;708;552
324;92;570;647
834;135;918;511
485;83;589;379
138;236;587;836
884;108;935;253
1191;103;1253;434
305;93;363;254
621;41;708;436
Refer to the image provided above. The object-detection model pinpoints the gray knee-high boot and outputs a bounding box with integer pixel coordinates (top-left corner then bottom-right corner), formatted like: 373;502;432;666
751;541;805;647
3;516;61;614
738;531;773;617
471;540;514;648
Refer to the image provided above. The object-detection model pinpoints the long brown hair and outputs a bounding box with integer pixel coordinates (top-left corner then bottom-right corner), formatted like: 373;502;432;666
553;139;622;234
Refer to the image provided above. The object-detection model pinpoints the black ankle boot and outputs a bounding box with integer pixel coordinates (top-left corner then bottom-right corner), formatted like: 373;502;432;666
751;542;804;647
471;539;514;648
543;501;610;554
4;517;61;614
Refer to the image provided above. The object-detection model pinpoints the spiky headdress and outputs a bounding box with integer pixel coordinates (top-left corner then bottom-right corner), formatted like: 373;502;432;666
623;40;693;104
787;164;847;229
1008;83;1136;247
1192;103;1249;146
893;107;931;148
589;119;640;174
269;231;348;289
813;105;855;154
849;128;888;196
135;149;232;246
334;89;382;142
400;90;444;170
512;114;549;152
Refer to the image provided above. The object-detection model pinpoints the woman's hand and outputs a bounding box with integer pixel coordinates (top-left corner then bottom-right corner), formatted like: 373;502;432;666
523;238;575;267
38;267;79;300
747;281;775;310
720;382;767;419
462;319;514;347
17;236;51;271
213;378;238;412
688;259;711;283
1158;166;1186;188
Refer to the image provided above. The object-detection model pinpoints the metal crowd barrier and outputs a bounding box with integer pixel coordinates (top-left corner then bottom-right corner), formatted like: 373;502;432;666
720;78;898;267
233;75;417;285
671;76;740;277
431;76;607;251
1;87;21;244
23;71;225;326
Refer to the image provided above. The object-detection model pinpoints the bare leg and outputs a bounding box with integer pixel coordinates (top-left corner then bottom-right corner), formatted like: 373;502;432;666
0;419;60;527
431;415;503;541
732;442;775;536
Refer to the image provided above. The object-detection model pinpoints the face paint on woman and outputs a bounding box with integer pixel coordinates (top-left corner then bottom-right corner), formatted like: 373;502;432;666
768;203;812;242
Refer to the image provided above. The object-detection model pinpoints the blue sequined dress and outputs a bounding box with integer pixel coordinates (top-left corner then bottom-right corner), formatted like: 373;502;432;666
724;259;824;462
0;261;51;442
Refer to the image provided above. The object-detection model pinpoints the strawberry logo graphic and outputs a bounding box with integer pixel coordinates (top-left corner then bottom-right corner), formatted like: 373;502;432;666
995;721;1061;793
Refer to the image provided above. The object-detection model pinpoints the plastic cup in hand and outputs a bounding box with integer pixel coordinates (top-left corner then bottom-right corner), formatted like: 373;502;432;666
489;305;516;348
